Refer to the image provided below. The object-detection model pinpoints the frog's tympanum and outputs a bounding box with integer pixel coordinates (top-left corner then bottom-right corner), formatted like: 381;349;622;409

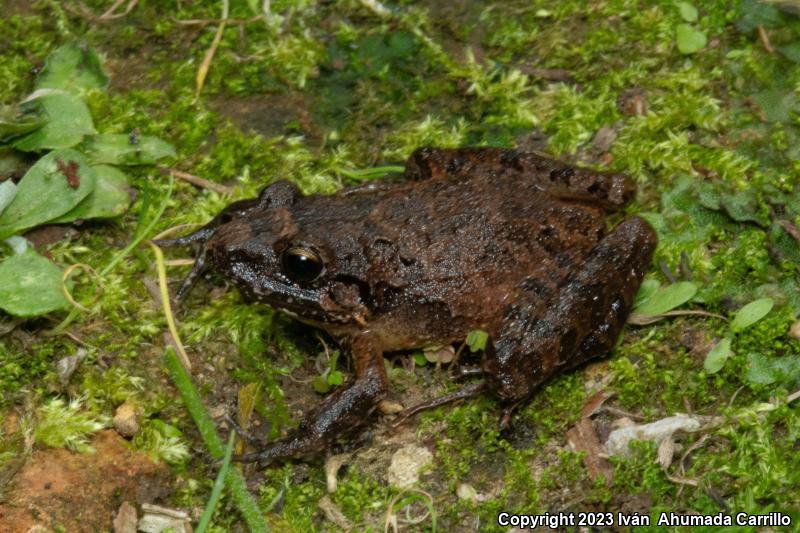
157;147;656;465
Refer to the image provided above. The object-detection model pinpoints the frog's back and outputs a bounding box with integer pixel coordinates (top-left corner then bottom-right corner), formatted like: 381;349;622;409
363;168;607;284
326;167;608;347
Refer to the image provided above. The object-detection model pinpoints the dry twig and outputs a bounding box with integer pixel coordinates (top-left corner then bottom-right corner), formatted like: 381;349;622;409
161;168;234;195
757;25;775;53
195;0;230;100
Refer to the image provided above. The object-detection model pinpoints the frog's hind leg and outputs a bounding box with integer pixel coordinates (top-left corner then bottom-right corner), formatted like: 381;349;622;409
483;216;657;416
233;335;390;466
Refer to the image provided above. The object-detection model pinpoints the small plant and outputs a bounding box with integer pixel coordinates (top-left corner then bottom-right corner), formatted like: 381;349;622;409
0;43;174;317
312;347;345;394
704;297;774;374
628;279;699;324
675;2;707;55
133;419;190;465
34;396;109;453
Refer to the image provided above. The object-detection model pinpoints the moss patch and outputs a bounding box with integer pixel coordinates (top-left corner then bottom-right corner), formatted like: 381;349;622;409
2;0;800;531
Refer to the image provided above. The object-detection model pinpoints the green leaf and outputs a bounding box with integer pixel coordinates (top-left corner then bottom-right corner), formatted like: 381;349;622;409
634;278;661;307
413;352;428;366
0;105;43;142
751;88;799;123
695;182;721;210
704;337;733;374
466;329;489;352
150;419;183;439
736;0;783;33
731;298;774;332
746;353;800;386
632;281;698;316
327;370;344;386
12;91;96;151
0;149;96;239
312;375;331;394
0;249;69;316
35;42;108;94
719;189;767;226
82;133;176;166
52;165;131;222
676;24;707;54
245;0;261;14
0;181;16;216
777;42;800;64
678;2;698;22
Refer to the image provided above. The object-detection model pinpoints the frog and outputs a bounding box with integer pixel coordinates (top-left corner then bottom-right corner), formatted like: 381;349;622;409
155;147;657;465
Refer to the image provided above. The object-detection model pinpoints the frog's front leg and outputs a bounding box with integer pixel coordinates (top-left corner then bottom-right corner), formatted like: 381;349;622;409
483;217;656;412
235;334;388;465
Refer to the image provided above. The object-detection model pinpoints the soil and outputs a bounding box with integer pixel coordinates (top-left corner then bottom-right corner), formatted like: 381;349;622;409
0;430;168;533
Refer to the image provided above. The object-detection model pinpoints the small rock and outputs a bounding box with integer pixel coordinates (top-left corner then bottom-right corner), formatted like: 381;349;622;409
113;501;137;533
617;88;647;116
789;319;800;339
138;504;191;533
56;349;87;386
456;482;483;502
387;444;433;488
113;403;140;438
589;123;619;155
377;399;404;414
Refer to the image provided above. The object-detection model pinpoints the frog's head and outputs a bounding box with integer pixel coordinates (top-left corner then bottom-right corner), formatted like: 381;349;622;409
158;180;371;327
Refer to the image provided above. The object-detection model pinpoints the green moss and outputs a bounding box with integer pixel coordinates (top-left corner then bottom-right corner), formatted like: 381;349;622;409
3;0;800;529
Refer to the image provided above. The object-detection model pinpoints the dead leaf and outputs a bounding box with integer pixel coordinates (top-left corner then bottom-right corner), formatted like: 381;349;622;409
324;453;352;493
112;501;137;533
566;418;614;483
580;389;614;418
656;437;675;470
605;414;707;457
318;495;353;530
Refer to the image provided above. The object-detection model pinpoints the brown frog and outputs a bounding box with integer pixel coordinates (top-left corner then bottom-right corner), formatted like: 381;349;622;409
156;147;656;465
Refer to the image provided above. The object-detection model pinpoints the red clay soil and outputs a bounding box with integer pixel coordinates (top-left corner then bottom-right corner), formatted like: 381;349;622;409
0;430;167;533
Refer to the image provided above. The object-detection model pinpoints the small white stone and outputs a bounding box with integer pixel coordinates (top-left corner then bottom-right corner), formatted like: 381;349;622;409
387;444;433;488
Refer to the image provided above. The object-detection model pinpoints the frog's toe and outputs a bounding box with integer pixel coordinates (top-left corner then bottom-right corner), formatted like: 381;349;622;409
153;226;215;248
391;381;485;428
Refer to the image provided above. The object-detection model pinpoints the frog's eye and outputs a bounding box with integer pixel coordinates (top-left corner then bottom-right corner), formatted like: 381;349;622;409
281;247;324;283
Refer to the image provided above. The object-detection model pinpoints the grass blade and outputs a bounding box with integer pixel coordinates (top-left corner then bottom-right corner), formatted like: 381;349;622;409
164;348;269;533
195;431;236;533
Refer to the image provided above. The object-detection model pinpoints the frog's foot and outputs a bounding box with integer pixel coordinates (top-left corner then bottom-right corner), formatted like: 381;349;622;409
498;400;526;430
483;216;657;404
235;336;389;466
391;381;486;429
